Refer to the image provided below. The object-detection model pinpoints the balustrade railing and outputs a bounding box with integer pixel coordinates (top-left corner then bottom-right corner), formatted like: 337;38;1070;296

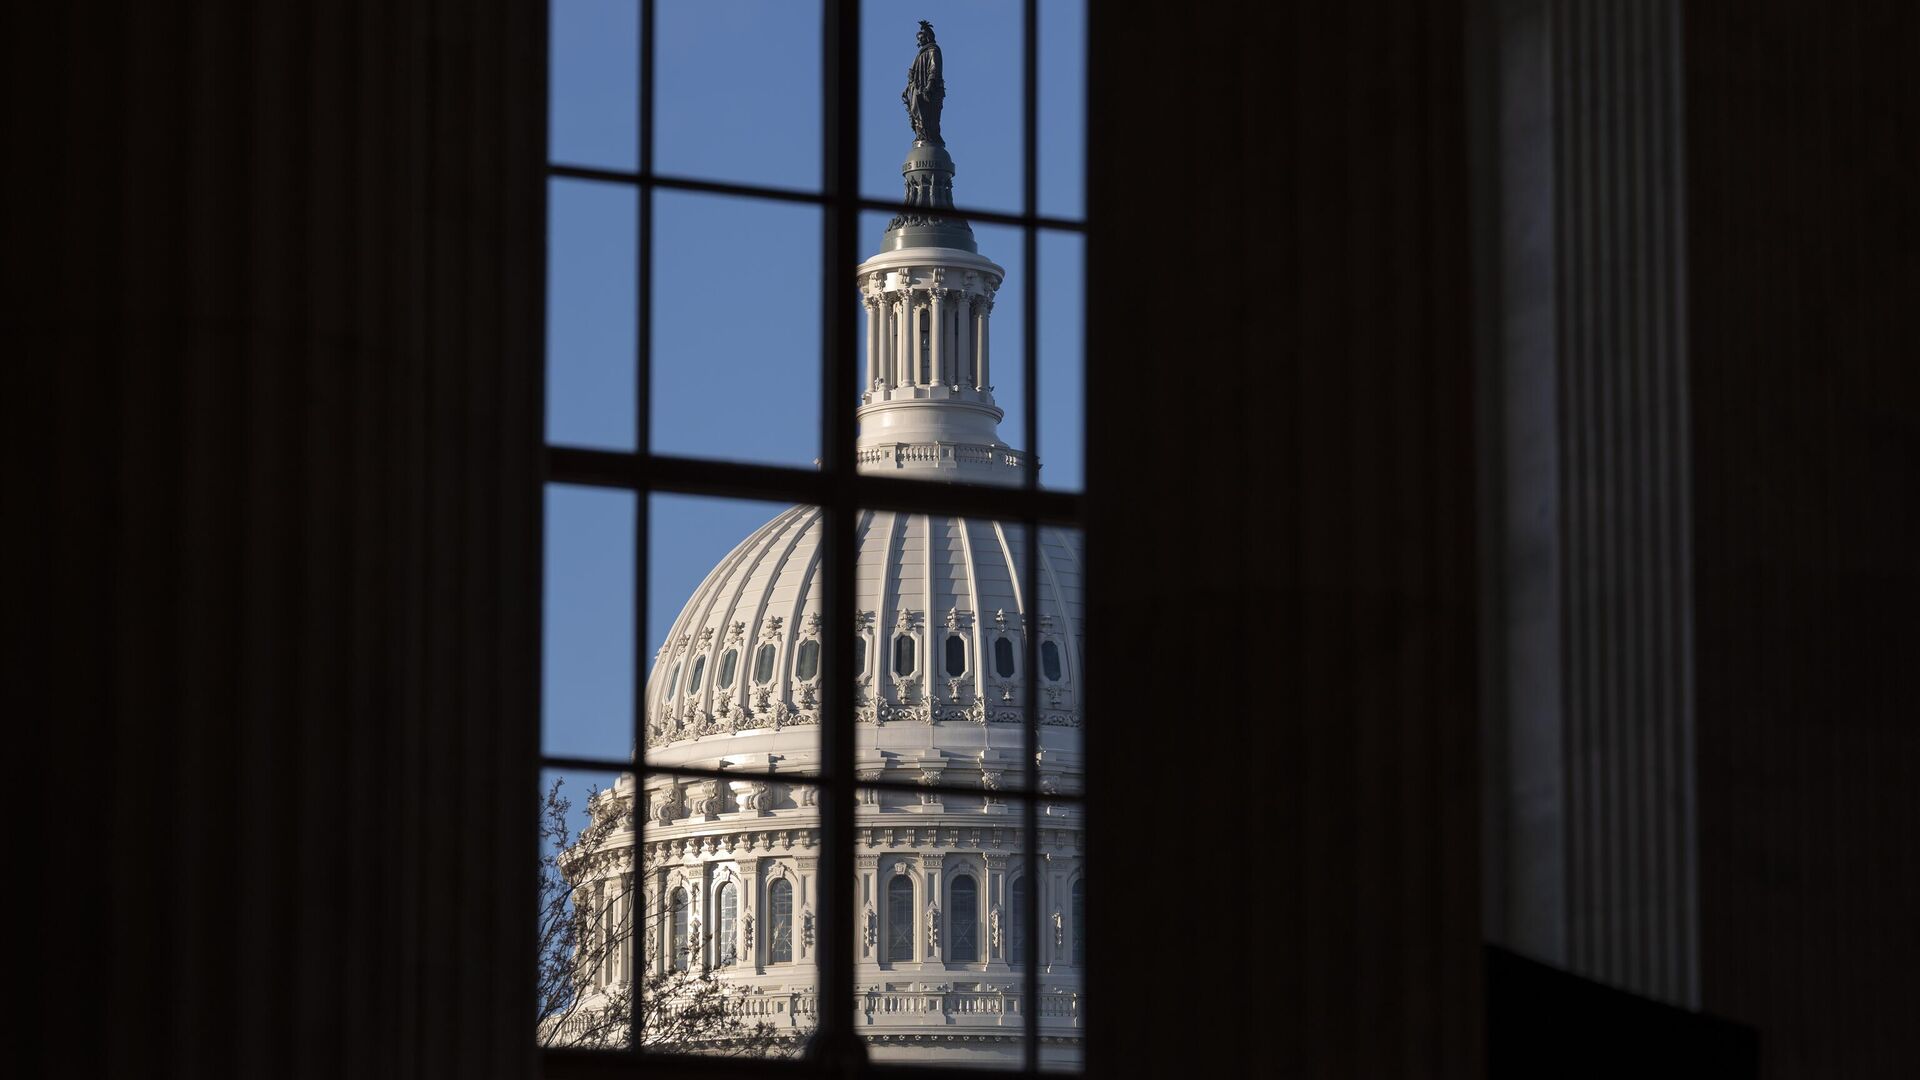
712;986;1080;1029
855;442;1028;470
549;985;1080;1047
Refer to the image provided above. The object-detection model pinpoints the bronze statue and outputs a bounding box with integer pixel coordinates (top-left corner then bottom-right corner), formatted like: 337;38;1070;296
902;20;944;144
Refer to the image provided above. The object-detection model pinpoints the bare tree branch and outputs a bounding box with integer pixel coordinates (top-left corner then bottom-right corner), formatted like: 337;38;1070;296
536;779;786;1055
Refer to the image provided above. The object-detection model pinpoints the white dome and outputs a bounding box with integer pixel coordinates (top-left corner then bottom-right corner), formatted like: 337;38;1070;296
645;507;1084;776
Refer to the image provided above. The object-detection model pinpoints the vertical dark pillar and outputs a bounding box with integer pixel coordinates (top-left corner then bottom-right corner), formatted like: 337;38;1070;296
14;3;544;1076
1683;2;1920;1077
1475;0;1699;1007
1086;2;1482;1075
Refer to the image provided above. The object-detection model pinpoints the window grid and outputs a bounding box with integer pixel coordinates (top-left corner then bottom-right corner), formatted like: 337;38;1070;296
540;1;1085;1073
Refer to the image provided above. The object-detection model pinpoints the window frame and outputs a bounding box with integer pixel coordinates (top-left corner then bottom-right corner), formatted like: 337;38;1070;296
538;0;1087;1072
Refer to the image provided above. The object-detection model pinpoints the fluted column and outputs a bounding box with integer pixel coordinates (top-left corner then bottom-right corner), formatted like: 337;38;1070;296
879;293;895;387
895;293;912;389
955;294;975;389
909;293;925;386
921;288;936;384
976;298;992;391
864;294;879;389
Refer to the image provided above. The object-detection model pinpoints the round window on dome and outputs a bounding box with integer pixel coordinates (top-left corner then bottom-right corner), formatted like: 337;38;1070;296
993;636;1016;679
753;642;777;684
716;647;738;690
686;655;706;695
793;638;820;682
1040;640;1064;683
945;634;967;678
893;633;917;677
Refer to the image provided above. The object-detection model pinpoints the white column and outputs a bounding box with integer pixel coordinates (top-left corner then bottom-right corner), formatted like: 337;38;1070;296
864;295;878;389
879;294;895;387
906;294;921;386
976;300;991;391
895;294;912;388
929;289;946;388
955;295;974;389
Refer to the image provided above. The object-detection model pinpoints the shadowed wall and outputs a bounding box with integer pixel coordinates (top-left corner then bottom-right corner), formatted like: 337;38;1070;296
1683;3;1920;1077
1087;3;1484;1075
15;3;545;1076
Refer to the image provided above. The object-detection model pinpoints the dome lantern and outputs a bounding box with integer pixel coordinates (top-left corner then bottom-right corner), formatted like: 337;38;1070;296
856;21;1023;485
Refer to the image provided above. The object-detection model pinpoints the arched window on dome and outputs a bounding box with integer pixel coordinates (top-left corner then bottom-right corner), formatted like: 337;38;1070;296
993;635;1016;678
1007;876;1026;966
886;874;914;962
767;878;794;964
686;655;706;696
793;638;820;682
1040;639;1065;683
716;647;738;691
714;882;737;967
949;874;979;962
669;887;689;972
852;633;868;676
893;633;917;677
945;633;967;678
665;660;682;698
753;642;777;685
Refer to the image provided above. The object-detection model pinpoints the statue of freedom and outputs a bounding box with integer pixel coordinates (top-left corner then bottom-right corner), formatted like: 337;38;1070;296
902;21;944;144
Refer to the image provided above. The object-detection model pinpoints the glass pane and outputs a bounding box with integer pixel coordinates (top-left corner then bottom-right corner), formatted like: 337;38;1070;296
549;0;640;170
547;178;638;451
538;765;636;1051
652;191;821;467
851;796;1081;1069
850;513;1079;798
1044;862;1086;1073
655;0;820;190
645;493;822;776
946;633;968;678
861;1;1023;216
636;769;816;1057
543;484;635;760
1037;0;1086;221
1037;229;1083;491
1035;524;1085;797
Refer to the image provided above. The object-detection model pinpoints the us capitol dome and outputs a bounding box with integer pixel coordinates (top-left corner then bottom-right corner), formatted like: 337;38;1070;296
560;25;1084;1069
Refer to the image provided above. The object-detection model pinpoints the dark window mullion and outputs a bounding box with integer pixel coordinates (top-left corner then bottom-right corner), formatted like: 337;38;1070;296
548;163;1089;233
815;0;863;1065
628;0;656;1059
1020;0;1043;1071
547;447;1085;523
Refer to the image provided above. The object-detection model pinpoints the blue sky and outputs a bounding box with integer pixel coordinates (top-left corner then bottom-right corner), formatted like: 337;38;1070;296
542;1;1084;763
